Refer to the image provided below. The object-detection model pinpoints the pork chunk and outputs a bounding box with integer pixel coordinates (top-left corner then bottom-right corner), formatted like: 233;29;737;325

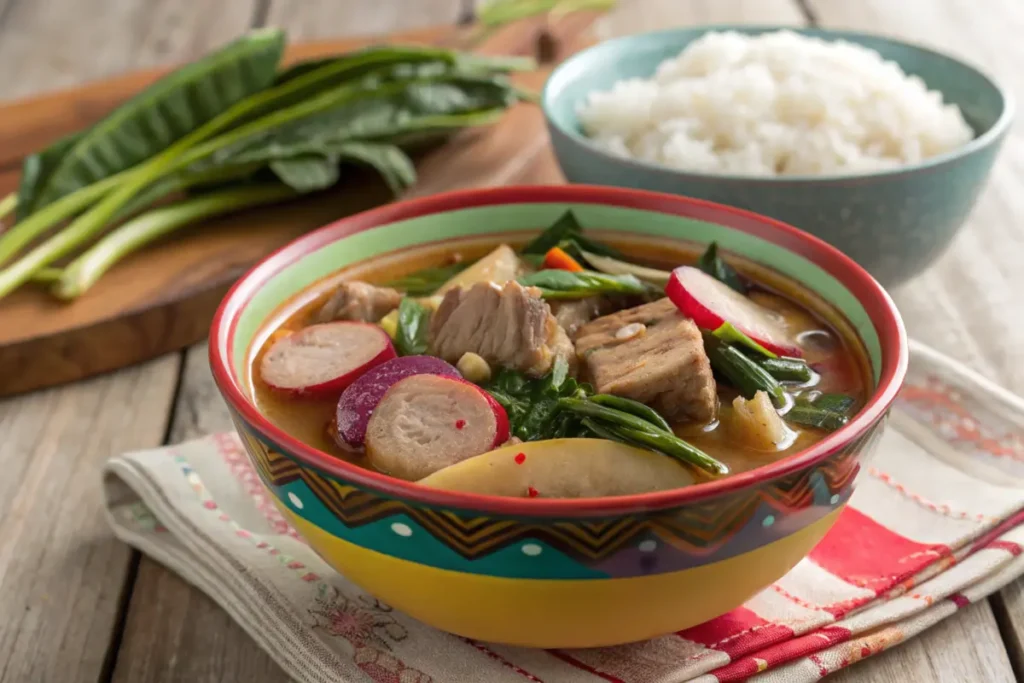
550;297;619;338
575;298;717;423
315;281;402;324
430;280;575;377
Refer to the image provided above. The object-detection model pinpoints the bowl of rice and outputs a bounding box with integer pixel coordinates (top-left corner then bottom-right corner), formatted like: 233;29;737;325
542;27;1013;287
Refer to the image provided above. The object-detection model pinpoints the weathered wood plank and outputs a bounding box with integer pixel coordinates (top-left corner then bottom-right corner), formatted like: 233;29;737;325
109;342;285;683
0;355;180;683
0;1;256;682
0;0;257;99
265;0;463;40
111;557;290;683
828;601;1015;683
807;0;1024;679
593;0;804;38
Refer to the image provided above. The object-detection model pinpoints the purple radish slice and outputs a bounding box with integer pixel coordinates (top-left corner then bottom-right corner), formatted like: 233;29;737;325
666;266;802;357
365;374;510;481
335;355;460;447
259;322;396;397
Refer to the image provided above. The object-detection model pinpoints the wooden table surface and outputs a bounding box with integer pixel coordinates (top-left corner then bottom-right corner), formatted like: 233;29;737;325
1;0;1022;681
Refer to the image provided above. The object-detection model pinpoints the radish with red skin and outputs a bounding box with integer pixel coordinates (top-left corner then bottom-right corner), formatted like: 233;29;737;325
335;355;461;447
365;374;510;481
666;266;802;357
259;322;396;397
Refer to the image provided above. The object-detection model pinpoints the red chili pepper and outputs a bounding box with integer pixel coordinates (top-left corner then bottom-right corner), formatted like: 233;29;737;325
543;246;584;272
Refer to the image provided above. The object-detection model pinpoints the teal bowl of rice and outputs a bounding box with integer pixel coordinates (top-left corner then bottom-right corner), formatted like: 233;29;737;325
542;26;1013;288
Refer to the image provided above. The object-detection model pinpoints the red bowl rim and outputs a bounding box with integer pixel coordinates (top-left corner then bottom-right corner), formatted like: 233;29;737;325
209;184;908;518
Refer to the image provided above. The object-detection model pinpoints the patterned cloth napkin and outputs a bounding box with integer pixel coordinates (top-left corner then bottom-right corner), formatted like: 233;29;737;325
102;340;1024;682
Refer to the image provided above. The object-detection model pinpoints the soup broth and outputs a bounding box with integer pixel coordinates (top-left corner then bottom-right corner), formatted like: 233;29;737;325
251;233;870;479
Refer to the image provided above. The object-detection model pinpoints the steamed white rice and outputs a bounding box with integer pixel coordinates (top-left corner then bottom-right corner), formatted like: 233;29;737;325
577;30;974;176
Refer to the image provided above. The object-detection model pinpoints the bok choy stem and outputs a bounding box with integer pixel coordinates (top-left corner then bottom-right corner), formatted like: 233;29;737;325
0;75;464;298
0;193;16;222
0;175;121;267
53;183;297;299
0;56;433;277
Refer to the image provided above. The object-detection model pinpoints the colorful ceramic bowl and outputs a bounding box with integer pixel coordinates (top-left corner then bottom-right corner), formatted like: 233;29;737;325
542;26;1014;288
210;185;908;648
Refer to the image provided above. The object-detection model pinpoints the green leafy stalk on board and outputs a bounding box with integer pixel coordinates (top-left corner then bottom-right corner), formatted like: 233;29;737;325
394;298;432;356
53;183;298;299
0;39;532;300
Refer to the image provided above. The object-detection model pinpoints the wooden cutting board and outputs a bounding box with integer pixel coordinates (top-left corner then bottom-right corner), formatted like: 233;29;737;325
0;13;598;398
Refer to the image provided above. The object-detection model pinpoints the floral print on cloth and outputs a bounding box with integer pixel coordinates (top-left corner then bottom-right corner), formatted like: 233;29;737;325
102;341;1024;682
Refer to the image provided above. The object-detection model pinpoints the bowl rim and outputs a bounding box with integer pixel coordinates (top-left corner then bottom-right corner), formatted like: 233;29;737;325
541;24;1016;184
210;184;908;518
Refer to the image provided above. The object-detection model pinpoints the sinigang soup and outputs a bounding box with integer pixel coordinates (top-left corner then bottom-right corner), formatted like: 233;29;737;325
251;212;869;499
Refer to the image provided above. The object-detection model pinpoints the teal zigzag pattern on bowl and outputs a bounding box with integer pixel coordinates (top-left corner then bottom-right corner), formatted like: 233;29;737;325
231;413;881;580
231;202;882;385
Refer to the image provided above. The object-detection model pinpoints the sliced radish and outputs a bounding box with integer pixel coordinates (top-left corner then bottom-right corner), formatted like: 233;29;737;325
259;322;396;397
666;265;802;357
335;355;461;447
365;374;510;481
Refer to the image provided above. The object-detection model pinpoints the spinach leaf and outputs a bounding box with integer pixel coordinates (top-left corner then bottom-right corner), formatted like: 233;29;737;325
517;269;647;299
268;156;340;193
395;298;431;356
521;210;623;259
20;29;286;216
268;142;416;195
483;362;727;475
521;210;584;254
697;242;747;294
204;75;516;170
484;359;587;442
16;132;84;220
785;393;856;431
382;261;470;297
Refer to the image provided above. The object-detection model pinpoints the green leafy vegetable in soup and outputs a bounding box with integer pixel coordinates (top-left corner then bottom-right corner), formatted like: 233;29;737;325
394;298;431;356
517;269;647;299
250;219;869;499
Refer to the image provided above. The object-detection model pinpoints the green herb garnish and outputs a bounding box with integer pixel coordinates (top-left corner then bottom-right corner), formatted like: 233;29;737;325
785;393;856;431
697;241;746;294
394;298;431;356
483;360;727;476
517;269;647;299
383;261;470;296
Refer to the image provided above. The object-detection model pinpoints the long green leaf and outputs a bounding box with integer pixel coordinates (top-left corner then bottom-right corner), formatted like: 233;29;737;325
211;73;518;166
268;157;340;193
268;143;415;195
20;29;285;216
16;131;84;220
332;142;416;195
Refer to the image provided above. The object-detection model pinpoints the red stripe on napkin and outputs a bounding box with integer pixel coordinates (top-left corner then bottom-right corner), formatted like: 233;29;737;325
679;607;794;659
810;508;947;602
